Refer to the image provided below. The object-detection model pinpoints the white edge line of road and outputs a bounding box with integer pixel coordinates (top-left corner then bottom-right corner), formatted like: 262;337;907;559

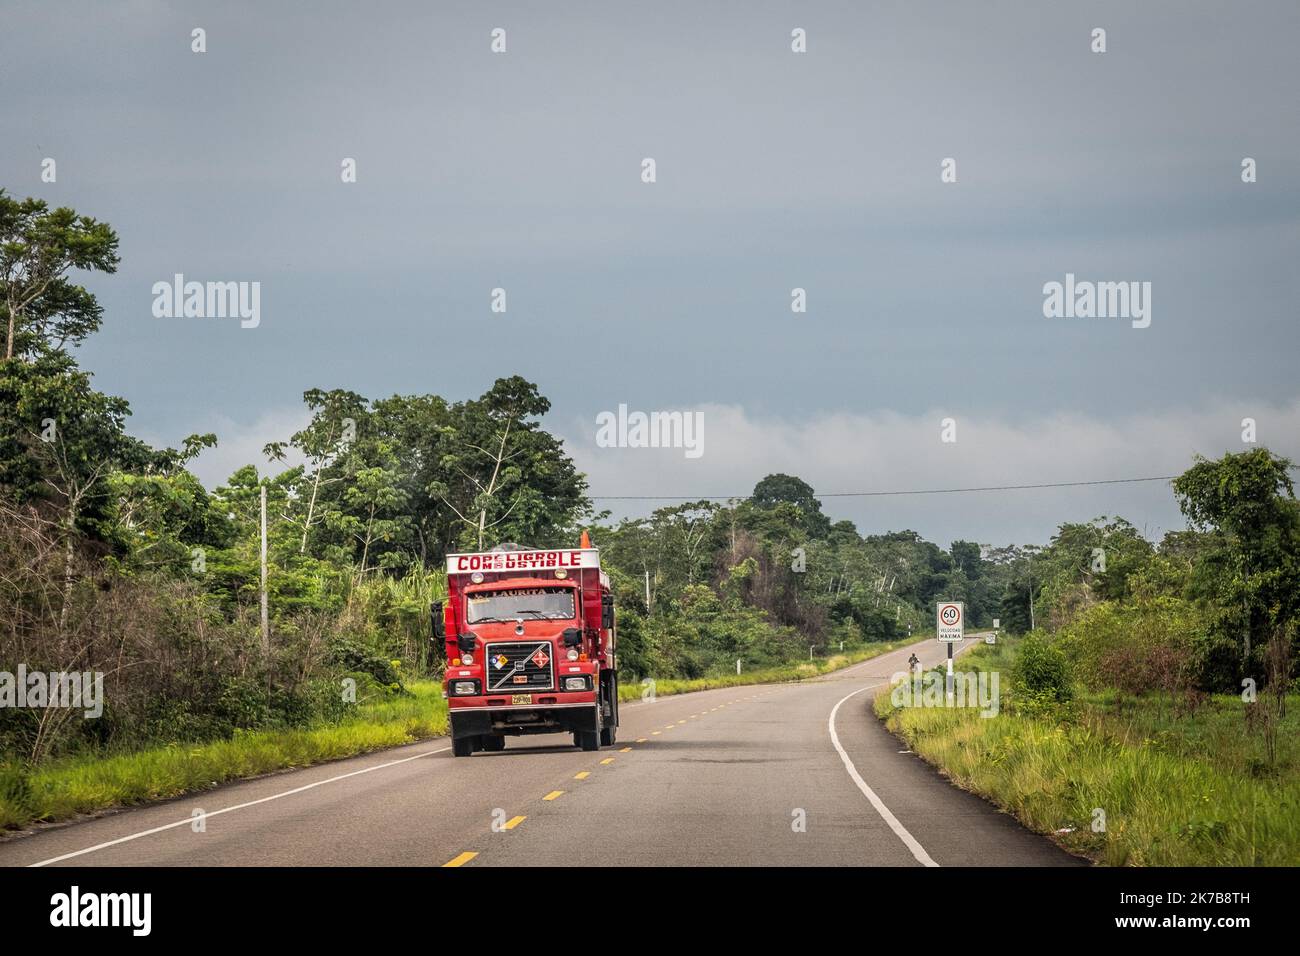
27;746;450;867
824;635;987;869
828;683;939;867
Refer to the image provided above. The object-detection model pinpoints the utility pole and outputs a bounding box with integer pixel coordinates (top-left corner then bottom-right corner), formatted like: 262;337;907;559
260;483;269;656
1028;561;1036;631
644;570;651;611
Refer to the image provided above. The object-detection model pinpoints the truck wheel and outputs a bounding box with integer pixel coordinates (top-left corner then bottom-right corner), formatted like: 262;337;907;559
452;736;474;757
575;730;600;752
482;734;506;752
599;677;618;747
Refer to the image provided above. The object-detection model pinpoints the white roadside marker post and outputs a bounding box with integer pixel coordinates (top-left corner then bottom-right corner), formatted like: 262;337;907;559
936;602;964;706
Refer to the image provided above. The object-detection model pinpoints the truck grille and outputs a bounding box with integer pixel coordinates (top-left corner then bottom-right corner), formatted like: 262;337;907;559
484;641;555;693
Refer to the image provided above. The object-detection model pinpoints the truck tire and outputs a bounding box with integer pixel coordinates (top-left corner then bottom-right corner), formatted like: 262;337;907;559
481;734;506;752
598;671;618;749
452;736;474;757
575;730;600;752
599;675;618;747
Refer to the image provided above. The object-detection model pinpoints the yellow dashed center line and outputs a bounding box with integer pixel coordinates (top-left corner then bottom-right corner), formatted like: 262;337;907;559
635;738;648;743
677;720;686;724
651;731;661;735
443;851;477;867
600;757;615;765
619;746;632;752
503;815;526;830
543;790;564;801
574;771;591;780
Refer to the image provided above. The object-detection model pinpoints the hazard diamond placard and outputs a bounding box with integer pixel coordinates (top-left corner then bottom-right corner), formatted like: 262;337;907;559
936;602;964;642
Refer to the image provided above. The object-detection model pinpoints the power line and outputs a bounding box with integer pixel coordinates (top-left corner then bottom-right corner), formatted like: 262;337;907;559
589;474;1181;501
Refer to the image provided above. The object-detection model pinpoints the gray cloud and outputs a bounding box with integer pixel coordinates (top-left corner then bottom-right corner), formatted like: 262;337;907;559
3;0;1296;546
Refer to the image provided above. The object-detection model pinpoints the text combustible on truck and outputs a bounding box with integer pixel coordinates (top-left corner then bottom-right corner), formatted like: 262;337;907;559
433;534;618;757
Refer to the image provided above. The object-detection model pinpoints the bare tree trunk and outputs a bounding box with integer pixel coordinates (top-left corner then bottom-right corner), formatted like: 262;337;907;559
58;501;78;633
300;421;338;553
475;421;512;550
359;501;376;580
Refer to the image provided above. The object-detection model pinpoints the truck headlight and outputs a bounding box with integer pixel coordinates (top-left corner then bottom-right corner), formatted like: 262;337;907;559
451;680;479;696
563;676;590;692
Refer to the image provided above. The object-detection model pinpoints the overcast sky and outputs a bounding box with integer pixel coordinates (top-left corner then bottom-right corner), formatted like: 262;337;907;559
3;0;1297;546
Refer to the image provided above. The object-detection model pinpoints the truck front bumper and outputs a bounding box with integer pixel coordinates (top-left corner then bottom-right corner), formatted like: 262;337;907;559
449;698;599;739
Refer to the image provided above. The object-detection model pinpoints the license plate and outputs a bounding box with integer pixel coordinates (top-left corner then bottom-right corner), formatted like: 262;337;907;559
511;694;532;705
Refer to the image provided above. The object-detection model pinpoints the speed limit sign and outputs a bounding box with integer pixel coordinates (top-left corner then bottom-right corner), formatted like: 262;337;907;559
936;602;964;642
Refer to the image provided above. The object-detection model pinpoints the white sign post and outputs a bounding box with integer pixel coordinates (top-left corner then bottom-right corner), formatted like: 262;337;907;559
936;601;963;704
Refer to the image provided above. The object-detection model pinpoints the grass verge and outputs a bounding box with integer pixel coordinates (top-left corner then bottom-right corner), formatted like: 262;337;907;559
873;640;1300;865
0;682;448;832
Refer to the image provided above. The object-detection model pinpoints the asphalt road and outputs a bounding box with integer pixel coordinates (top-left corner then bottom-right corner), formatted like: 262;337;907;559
0;635;1082;867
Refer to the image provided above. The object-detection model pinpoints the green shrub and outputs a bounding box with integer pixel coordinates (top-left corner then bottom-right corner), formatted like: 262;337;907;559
1013;631;1073;703
1190;629;1245;694
326;636;403;686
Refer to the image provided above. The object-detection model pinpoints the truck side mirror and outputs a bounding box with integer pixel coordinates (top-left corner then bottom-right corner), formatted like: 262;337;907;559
562;627;582;647
601;595;614;630
431;601;444;640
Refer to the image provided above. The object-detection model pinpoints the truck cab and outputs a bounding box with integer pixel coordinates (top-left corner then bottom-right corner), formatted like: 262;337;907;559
437;540;618;756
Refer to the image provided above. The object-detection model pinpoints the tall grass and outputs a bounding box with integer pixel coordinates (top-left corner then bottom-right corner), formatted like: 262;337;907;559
874;642;1300;865
0;681;448;831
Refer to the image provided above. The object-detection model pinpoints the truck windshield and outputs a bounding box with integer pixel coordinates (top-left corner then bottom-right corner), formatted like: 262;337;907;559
466;587;575;623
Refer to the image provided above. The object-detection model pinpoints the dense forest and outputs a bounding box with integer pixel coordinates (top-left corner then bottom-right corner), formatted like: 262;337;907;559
3;191;1298;768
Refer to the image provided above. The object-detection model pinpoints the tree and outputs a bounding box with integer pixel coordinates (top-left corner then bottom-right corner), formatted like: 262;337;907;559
0;354;161;630
427;376;590;553
323;454;411;580
1172;448;1300;677
104;433;221;573
750;473;831;537
1;191;119;361
264;388;368;554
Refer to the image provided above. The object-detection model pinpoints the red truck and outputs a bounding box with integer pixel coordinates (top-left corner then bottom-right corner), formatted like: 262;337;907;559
435;535;619;757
